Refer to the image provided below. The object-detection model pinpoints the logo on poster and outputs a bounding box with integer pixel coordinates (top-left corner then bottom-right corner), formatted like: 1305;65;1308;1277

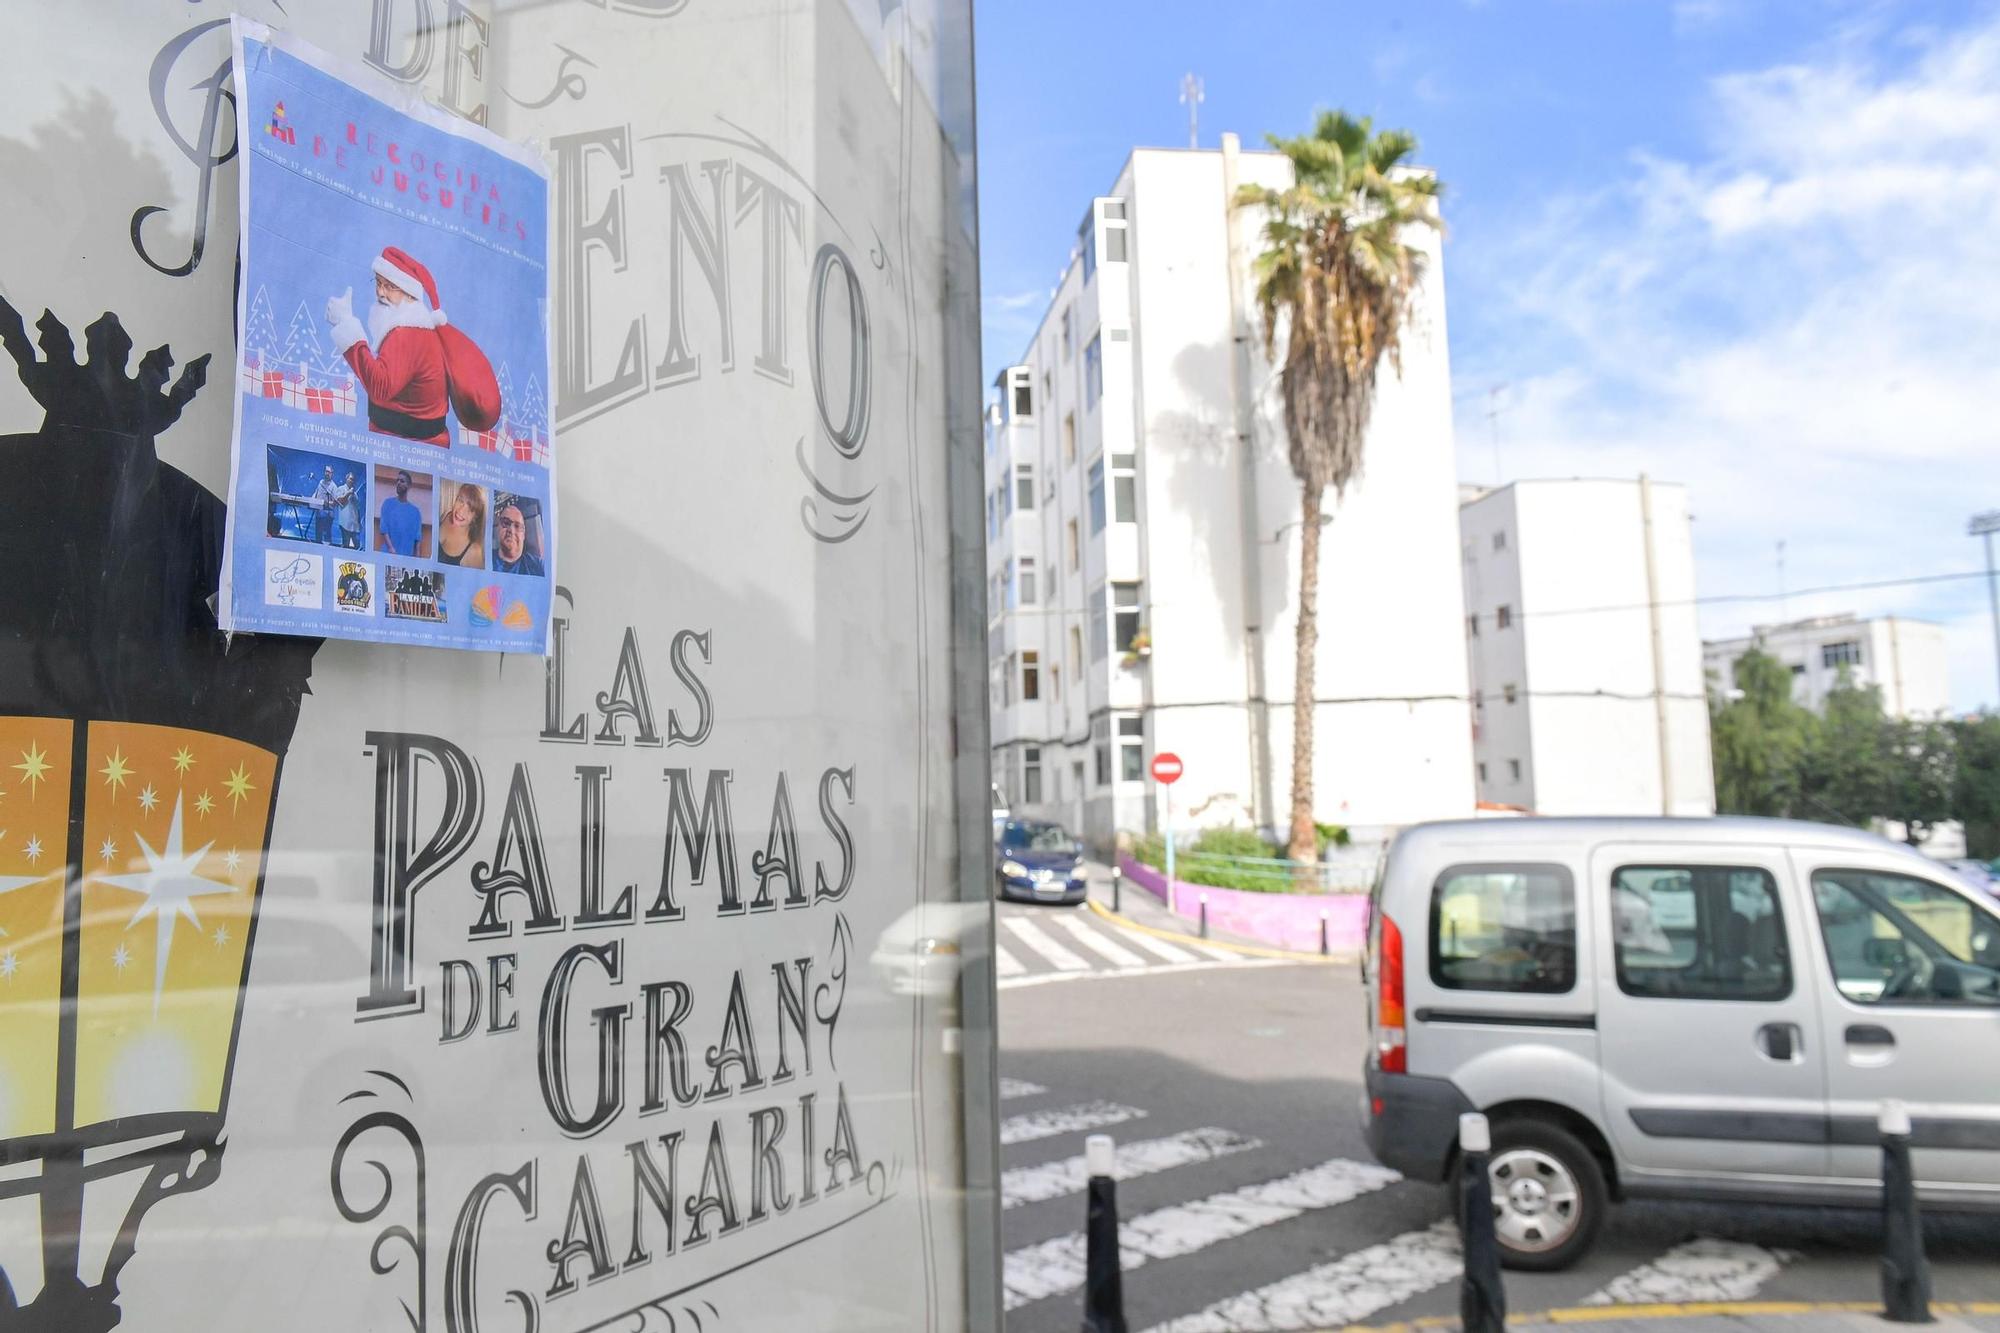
264;549;322;607
335;560;374;614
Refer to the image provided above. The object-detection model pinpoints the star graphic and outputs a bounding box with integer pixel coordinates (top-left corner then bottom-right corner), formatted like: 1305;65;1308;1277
137;784;160;814
221;848;243;874
212;925;230;947
99;837;118;863
0;949;15;980
95;794;238;1014
112;943;131;971
222;764;257;813
172;746;197;776
193;791;214;817
23;836;42;863
14;743;51;797
98;748;133;796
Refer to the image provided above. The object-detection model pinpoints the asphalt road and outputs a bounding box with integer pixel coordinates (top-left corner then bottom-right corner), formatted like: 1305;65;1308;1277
994;896;2000;1332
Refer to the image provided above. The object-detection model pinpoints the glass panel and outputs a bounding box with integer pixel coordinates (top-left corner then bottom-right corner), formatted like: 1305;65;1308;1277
1612;867;1791;1000
1429;867;1576;993
1812;870;2000;1006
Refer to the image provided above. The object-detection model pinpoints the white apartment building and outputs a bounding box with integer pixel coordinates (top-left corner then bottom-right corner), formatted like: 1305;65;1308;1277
1704;614;1950;718
985;137;1475;852
1460;478;1716;816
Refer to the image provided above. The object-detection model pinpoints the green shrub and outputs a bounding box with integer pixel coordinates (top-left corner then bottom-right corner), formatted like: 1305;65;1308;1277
1128;825;1322;894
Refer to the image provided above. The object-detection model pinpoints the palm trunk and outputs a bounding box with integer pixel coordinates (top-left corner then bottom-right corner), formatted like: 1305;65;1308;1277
1289;485;1323;864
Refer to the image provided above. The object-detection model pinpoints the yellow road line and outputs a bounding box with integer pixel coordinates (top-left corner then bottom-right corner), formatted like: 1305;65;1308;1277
1085;899;1336;964
1341;1298;2000;1330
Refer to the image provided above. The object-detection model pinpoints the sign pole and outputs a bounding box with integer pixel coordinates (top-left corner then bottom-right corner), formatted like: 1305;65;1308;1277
1165;783;1176;888
1150;751;1185;890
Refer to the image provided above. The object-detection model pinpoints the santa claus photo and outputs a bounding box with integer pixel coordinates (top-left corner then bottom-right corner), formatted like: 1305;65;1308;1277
327;246;503;447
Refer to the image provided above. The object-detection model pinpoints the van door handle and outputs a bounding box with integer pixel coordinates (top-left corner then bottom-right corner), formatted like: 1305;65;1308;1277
1845;1024;1895;1047
1756;1022;1801;1062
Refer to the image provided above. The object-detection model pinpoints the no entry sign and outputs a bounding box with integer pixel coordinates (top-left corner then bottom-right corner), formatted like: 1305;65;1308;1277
1150;751;1184;784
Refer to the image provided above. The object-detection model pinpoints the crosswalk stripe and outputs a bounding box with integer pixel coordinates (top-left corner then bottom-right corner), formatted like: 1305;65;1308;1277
1193;941;1246;961
1583;1238;1796;1306
997;1077;1046;1100
1002;1157;1401;1310
1001;1127;1260;1209
998;1100;1146;1147
1120;929;1199;964
1004;916;1092;971
1054;914;1150;968
994;945;1027;977
1144;1219;1460;1332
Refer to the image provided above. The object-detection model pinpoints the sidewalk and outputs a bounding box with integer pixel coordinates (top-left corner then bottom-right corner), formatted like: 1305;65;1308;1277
1082;861;1330;960
1349;1302;2000;1331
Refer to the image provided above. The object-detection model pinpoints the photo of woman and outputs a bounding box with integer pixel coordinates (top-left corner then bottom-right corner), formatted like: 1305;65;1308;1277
436;479;487;569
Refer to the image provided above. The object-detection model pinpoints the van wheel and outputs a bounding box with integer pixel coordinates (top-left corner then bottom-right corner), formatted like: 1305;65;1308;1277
1483;1119;1605;1271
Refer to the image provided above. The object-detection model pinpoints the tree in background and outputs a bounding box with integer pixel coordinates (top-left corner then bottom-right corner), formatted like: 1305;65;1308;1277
1236;112;1440;863
1953;714;2000;858
1883;716;1957;847
1800;671;1893;825
1710;648;1815;817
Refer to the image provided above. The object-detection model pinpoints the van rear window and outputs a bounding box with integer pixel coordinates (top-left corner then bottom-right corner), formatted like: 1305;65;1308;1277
1429;865;1576;994
1611;865;1790;1001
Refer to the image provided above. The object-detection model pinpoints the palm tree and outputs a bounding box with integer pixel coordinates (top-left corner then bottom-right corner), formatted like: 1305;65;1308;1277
1236;111;1441;864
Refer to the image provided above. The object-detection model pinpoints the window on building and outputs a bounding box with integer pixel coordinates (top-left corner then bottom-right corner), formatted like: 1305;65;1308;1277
1069;625;1083;676
1612;866;1791;1001
1084;334;1103;408
1503;683;1518;705
1492;530;1507;552
986;489;998;541
1102;199;1129;264
1008;367;1033;420
1062;413;1077;464
1060;308;1073;360
1079;209;1097;283
1021;650;1040;701
1508;759;1522;782
1111;452;1137;523
1018;556;1037;606
1810;869;2000;1007
1023;746;1043;804
1496;605;1513;630
1089;591;1108;662
1002;559;1018;610
1087;458;1106;534
1118;715;1144;782
1015;463;1035;512
1112;582;1142;653
1066;519;1080;571
1092;716;1110;785
1823;640;1863;669
1430;865;1576;994
1002;652;1015;706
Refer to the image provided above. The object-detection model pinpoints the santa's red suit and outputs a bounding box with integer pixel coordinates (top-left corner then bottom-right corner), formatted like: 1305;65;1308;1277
328;247;453;446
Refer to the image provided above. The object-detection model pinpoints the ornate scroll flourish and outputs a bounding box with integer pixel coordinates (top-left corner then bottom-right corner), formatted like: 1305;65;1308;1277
504;44;597;110
796;437;876;544
814;912;855;1067
331;1071;429;1333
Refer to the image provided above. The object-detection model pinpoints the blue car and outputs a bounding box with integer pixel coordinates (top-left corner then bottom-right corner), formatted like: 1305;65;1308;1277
995;819;1087;904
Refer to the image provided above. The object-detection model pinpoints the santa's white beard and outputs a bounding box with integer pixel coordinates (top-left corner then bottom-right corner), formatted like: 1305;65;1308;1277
367;297;433;349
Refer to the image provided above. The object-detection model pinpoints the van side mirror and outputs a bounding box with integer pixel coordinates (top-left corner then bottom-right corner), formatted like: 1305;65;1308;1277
1863;937;1908;969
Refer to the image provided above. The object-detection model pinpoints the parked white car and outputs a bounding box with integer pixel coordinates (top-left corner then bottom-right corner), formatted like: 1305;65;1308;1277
1361;816;2000;1270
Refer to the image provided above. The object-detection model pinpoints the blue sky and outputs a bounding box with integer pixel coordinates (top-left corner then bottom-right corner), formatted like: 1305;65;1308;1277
975;0;2000;711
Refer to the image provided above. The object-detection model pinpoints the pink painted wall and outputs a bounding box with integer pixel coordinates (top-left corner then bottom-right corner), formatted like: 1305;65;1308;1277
1118;854;1370;955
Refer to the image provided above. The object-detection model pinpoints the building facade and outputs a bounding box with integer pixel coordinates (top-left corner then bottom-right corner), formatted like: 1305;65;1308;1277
1704;614;1951;718
986;138;1475;852
1460;478;1717;816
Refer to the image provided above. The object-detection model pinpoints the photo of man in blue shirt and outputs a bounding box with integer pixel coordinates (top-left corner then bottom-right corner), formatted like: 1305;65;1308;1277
378;469;424;556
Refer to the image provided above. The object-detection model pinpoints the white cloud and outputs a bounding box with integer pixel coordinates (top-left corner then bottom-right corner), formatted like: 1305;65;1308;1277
1456;12;2000;711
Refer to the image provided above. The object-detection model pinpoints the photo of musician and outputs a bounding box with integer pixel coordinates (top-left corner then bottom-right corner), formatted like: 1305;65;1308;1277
265;444;367;546
491;493;546;577
373;465;433;559
435;478;487;569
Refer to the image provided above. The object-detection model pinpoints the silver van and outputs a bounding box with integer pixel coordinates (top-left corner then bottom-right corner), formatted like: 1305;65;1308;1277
1360;816;2000;1269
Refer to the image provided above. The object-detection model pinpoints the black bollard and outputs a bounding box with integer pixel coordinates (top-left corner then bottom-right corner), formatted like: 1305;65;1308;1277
1112;864;1122;914
1320;911;1330;957
1081;1134;1127;1333
1199;895;1209;939
1880;1100;1933;1323
1457;1112;1507;1333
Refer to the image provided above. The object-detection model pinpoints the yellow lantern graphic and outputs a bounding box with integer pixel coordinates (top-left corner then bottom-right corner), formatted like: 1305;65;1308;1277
0;302;319;1329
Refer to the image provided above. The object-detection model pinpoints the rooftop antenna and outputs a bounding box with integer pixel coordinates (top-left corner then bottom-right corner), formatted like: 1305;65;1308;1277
1180;73;1204;149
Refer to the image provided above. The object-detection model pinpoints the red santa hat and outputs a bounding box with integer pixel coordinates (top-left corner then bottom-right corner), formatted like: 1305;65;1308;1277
371;246;448;327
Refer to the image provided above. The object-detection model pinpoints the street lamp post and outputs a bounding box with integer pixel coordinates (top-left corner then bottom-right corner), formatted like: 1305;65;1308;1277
1973;511;2000;706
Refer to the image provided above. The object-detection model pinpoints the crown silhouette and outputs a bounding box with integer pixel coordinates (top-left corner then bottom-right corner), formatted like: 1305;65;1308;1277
0;299;319;753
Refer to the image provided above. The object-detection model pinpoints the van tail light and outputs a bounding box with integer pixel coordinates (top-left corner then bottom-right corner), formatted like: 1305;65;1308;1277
1377;912;1407;1074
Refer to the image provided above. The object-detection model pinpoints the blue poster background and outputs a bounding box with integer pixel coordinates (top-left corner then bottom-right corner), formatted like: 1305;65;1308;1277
223;27;554;653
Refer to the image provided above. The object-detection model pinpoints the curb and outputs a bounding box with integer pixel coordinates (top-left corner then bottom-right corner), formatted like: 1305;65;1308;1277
1085;899;1339;964
1340;1299;2000;1330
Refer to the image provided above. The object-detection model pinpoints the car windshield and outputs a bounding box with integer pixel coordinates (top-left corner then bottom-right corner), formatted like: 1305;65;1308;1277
1000;821;1076;854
